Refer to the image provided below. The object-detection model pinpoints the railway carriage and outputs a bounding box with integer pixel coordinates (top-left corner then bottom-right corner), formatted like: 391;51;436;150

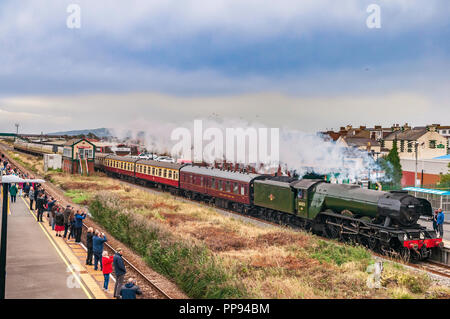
134;158;182;189
98;154;182;191
103;155;137;179
179;165;262;212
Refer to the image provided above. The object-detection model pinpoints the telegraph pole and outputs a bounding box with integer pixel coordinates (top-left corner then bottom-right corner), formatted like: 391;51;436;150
14;123;19;141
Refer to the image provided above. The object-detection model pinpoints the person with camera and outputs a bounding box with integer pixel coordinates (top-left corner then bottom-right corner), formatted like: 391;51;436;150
93;230;108;271
74;210;87;243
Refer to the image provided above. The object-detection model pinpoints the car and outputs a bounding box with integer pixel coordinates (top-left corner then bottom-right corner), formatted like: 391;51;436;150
138;153;157;160
156;156;175;163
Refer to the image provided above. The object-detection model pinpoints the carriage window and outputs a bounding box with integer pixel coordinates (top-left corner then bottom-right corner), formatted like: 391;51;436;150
225;181;230;192
233;182;238;194
158;169;162;176
163;169;167;178
121;162;124;169
297;190;304;199
240;185;245;195
211;178;215;189
218;180;223;191
151;167;154;175
175;172;178;180
168;170;173;179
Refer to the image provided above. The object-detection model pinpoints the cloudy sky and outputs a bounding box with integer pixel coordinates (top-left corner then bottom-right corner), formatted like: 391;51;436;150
0;0;449;134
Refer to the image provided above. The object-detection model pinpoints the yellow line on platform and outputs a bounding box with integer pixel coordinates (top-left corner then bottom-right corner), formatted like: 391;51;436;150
20;197;94;299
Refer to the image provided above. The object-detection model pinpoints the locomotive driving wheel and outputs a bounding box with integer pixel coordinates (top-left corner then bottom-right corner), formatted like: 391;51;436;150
358;235;379;251
398;247;411;263
324;218;341;240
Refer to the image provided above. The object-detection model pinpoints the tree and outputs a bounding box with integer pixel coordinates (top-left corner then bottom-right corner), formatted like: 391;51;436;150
439;162;450;189
379;141;403;186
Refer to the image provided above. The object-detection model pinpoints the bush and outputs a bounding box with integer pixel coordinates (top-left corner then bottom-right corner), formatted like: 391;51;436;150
308;240;372;266
89;195;247;299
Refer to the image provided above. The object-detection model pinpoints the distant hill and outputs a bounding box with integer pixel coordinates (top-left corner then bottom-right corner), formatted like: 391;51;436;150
48;128;113;138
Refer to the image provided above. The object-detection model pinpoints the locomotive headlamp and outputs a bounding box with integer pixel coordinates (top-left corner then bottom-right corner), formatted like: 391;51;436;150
403;234;408;241
419;232;425;240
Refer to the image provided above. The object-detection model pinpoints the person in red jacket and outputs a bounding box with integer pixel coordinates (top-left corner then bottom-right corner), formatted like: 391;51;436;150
102;251;114;291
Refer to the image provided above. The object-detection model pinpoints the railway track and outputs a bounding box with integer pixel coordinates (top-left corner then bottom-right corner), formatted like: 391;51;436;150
1;144;173;299
5;144;450;287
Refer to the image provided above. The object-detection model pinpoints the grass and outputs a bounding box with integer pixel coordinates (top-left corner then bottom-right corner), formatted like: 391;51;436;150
64;189;92;205
4;146;450;299
307;239;372;267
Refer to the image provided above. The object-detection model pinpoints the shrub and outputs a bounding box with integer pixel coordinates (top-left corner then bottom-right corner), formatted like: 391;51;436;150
307;240;372;266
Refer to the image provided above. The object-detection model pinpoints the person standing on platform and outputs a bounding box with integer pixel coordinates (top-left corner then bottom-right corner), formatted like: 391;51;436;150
9;183;18;203
437;208;445;238
33;185;39;211
28;187;35;210
432;210;438;233
63;205;72;239
18;181;23;197
46;197;56;228
50;204;58;231
68;210;76;240
102;251;114;291
113;248;126;299
74;210;87;243
120;278;142;300
93;230;108;271
36;193;45;222
86;227;94;265
54;207;65;237
23;182;29;198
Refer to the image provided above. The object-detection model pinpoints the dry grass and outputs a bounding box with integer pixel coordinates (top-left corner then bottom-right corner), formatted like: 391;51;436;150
6;149;450;299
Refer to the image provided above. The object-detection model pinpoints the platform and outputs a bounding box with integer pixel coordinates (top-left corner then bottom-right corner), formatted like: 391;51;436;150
0;195;109;299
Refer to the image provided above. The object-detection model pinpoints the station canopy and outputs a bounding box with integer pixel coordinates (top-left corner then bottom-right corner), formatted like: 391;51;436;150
402;187;450;196
0;175;45;184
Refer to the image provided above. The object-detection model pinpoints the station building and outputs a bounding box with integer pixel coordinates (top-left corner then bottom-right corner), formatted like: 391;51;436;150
62;138;96;175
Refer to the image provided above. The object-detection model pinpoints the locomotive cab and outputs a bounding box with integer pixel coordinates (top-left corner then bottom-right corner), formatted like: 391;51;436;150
290;179;324;219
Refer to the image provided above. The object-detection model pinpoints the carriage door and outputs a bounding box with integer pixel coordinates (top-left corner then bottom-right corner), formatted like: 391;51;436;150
296;188;308;218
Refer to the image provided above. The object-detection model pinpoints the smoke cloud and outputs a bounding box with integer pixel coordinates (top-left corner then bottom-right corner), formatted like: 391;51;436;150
108;118;384;183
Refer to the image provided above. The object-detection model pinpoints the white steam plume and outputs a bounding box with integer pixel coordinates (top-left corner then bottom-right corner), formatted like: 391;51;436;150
108;118;384;182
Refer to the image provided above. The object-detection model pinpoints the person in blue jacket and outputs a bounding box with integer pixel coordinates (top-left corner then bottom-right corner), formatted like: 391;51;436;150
93;230;108;271
120;278;142;299
113;248;127;298
74;210;87;243
436;208;445;238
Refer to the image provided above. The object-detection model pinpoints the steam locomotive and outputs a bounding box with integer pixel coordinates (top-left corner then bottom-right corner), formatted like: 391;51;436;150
91;153;441;261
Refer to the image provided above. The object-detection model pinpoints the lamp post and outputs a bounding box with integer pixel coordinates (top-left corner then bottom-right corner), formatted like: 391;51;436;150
0;175;45;299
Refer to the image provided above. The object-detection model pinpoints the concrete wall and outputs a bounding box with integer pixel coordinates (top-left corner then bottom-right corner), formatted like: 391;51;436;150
400;158;449;186
43;154;62;171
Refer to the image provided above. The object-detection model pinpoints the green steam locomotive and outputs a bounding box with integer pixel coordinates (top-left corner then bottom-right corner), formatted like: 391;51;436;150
252;178;442;261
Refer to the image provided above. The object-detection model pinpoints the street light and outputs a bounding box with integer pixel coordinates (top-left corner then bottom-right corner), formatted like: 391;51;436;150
414;142;425;196
0;175;45;299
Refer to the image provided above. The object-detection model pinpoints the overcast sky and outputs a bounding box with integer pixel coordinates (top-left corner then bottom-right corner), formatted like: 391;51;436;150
0;0;449;134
